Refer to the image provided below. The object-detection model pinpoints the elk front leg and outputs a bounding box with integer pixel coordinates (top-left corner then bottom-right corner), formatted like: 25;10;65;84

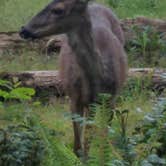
70;101;84;157
82;106;95;159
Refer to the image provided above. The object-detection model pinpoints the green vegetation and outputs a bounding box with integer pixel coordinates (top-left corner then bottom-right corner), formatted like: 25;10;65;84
0;80;80;166
0;0;166;32
0;0;166;166
0;76;165;165
0;0;50;32
0;49;59;72
107;0;166;18
126;26;166;68
0;125;45;166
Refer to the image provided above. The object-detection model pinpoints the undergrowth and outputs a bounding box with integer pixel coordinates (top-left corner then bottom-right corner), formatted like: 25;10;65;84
107;0;166;19
0;75;166;165
126;26;166;68
0;49;58;72
87;94;114;166
0;79;81;166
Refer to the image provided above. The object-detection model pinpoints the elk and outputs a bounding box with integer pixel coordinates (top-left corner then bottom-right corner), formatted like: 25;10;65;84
19;0;127;157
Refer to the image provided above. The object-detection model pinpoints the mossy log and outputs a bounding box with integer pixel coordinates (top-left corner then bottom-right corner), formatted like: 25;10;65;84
0;68;165;97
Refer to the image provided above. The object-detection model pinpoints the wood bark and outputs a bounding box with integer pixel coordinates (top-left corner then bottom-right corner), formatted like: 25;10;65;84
0;68;165;97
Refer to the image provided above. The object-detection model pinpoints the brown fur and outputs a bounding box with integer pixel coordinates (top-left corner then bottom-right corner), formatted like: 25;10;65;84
59;4;127;156
19;1;127;157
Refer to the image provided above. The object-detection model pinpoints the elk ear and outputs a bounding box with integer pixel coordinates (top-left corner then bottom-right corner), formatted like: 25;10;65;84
75;0;90;12
80;0;91;5
78;0;91;3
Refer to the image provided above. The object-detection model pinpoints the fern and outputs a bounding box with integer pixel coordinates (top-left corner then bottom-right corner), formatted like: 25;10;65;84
41;129;82;166
87;94;114;166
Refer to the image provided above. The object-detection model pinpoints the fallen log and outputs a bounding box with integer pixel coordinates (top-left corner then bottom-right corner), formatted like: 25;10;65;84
128;68;166;91
0;70;64;98
122;17;166;33
0;17;165;53
0;32;63;54
121;17;166;41
0;68;166;98
0;32;53;54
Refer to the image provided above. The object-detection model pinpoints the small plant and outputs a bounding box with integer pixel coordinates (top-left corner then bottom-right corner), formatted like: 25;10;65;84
0;79;35;102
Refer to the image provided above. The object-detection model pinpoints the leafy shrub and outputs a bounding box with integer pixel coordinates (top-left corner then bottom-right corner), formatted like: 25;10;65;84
0;79;35;101
0;79;46;166
0;79;81;166
0;125;45;166
133;98;166;158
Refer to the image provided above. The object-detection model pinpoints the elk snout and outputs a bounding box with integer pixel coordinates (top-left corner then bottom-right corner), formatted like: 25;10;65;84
19;27;37;39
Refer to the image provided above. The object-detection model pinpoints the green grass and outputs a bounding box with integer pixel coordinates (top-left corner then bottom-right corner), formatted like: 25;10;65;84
0;49;59;72
0;100;73;145
35;103;73;145
0;0;166;32
0;0;50;32
111;0;166;19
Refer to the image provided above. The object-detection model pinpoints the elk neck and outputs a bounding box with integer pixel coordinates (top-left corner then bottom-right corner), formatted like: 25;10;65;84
67;12;103;102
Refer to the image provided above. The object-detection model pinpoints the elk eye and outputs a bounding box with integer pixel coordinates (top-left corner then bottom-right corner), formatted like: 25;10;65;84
52;9;64;15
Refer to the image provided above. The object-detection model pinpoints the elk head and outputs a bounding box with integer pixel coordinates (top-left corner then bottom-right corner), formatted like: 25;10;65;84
19;0;90;39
